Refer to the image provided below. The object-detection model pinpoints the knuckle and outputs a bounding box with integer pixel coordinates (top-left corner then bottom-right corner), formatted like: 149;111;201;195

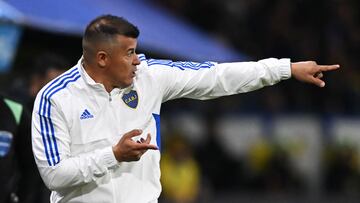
128;144;136;150
125;129;139;137
123;132;131;138
128;131;136;136
307;61;316;67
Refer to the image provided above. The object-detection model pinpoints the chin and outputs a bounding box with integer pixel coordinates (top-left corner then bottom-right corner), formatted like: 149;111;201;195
120;81;133;89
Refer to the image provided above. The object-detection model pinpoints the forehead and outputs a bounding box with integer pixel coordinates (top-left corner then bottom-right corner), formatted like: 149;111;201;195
112;35;137;50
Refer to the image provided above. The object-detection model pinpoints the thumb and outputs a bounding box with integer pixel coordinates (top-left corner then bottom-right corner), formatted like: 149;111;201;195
311;77;325;87
123;129;142;139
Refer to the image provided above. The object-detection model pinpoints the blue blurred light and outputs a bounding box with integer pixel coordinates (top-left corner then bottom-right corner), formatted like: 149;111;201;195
0;23;22;73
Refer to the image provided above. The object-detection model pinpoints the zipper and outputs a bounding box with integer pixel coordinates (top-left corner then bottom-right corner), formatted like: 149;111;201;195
108;92;112;102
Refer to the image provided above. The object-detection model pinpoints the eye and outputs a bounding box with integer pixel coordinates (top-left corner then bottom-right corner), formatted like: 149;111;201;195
127;49;135;57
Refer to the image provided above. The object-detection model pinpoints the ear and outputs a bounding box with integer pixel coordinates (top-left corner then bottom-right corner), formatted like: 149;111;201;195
96;51;109;68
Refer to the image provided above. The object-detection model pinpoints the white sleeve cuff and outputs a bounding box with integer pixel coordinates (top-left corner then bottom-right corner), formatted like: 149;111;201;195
100;146;119;169
279;58;291;80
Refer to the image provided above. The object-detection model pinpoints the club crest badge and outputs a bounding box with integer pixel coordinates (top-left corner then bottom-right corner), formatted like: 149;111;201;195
122;90;138;109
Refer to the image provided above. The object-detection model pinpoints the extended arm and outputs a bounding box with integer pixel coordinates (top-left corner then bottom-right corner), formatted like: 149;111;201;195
145;57;339;101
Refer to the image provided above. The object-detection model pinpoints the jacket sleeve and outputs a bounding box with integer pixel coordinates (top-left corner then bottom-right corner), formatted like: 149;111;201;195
32;93;118;191
145;58;291;102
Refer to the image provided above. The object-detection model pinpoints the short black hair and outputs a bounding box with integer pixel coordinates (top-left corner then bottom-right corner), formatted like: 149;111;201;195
82;15;139;61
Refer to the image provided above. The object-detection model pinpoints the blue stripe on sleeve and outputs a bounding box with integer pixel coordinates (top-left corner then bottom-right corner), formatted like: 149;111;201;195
147;59;215;70
38;68;77;166
38;67;80;166
46;75;81;165
41;71;80;165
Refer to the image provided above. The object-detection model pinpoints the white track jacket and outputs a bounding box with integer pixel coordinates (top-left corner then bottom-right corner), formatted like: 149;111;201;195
32;54;291;203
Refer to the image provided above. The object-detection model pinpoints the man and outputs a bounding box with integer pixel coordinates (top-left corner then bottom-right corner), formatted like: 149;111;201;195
31;15;339;203
0;94;38;203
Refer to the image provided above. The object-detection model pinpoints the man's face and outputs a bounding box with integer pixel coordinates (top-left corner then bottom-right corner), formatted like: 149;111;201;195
106;35;140;89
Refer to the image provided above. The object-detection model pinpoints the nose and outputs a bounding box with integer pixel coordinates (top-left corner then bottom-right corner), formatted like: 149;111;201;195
133;54;141;66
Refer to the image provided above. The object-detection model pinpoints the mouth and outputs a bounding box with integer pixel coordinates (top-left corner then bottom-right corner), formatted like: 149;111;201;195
131;67;137;78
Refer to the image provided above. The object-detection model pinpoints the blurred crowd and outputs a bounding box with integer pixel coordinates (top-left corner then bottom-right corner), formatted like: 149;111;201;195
151;0;360;115
1;0;360;202
151;0;360;202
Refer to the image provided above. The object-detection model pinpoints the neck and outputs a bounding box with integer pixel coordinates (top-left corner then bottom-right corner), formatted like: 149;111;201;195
82;60;114;92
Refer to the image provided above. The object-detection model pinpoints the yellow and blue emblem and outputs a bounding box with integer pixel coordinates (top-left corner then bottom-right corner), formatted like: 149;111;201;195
122;90;138;109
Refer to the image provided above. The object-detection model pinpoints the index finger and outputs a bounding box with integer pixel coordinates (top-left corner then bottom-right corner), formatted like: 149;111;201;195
123;129;143;139
134;143;158;150
318;64;340;72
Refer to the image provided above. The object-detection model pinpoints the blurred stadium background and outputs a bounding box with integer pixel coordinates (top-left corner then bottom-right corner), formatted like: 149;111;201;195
1;0;359;202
